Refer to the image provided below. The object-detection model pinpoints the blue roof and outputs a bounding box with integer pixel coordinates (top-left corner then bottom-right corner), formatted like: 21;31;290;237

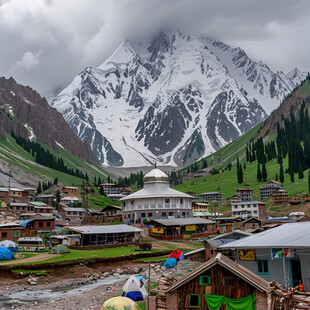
20;219;34;228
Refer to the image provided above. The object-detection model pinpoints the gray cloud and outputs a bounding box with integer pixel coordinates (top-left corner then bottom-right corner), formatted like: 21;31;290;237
0;0;309;99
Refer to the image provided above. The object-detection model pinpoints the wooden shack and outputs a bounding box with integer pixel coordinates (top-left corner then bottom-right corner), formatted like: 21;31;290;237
157;253;269;310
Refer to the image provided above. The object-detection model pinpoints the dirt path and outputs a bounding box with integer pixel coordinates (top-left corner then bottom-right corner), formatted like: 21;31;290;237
0;253;59;265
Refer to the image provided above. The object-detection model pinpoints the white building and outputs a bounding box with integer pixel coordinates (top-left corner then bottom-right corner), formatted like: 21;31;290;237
231;201;266;220
120;168;193;222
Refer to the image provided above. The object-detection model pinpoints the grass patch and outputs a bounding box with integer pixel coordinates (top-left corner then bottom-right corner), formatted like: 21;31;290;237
88;195;121;209
12;269;50;276
6;247;161;266
133;255;168;263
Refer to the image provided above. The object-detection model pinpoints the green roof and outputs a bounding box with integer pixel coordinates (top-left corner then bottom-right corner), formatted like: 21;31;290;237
29;202;47;206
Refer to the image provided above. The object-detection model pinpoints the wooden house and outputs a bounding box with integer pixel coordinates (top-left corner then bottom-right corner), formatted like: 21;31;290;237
62;186;80;195
289;195;301;205
304;194;310;202
233;217;262;231
157;253;269;310
272;189;288;204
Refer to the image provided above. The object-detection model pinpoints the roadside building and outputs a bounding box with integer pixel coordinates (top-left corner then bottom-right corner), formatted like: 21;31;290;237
0;223;23;241
304;194;310;202
107;193;125;201
62;186;80;196
121;167;193;222
36;194;56;205
60;196;81;206
149;218;215;240
231;201;266;220
204;230;252;261
289;195;301;205
227;195;241;204
259;180;282;200
59;207;85;219
29;202;54;214
233;217;262;232
272;189;289;204
236;188;253;201
99;205;122;217
67;224;142;246
157;253;269;310
9;202;33;215
217;217;244;234
199;192;223;202
192;202;209;213
21;216;55;236
218;222;310;290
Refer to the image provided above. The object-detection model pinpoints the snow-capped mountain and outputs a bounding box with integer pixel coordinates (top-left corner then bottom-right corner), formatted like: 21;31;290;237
51;31;307;167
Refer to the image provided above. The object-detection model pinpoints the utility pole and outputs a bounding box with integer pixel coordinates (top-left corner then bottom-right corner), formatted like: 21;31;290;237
8;166;11;203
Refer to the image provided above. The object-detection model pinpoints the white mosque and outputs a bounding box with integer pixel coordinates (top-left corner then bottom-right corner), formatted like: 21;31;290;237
120;167;194;222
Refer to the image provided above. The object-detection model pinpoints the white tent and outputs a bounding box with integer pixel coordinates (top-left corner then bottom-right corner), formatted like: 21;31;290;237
0;240;18;251
122;275;148;300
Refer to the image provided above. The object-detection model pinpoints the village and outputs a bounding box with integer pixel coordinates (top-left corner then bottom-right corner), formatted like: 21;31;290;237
0;165;310;309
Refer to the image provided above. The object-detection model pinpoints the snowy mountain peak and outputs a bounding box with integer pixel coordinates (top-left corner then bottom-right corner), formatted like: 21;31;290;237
51;31;307;167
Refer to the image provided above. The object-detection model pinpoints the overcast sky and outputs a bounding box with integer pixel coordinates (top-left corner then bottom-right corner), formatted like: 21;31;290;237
0;0;310;99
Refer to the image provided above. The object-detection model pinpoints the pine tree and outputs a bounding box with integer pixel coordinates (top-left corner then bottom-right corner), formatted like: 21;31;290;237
262;162;267;182
275;173;278;181
56;190;61;203
236;157;240;169
37;182;42;194
290;171;294;183
99;185;105;195
308;170;310;194
257;164;262;182
279;163;284;183
53;177;58;185
237;165;243;184
298;164;304;179
243;162;246;170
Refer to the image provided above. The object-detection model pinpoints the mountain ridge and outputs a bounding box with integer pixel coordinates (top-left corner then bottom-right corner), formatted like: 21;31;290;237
51;31;306;168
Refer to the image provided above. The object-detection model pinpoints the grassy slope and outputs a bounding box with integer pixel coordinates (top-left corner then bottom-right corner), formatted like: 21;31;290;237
0;134;108;186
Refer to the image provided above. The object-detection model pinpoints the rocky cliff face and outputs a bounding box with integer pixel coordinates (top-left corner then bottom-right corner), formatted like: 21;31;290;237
0;77;94;161
51;31;306;167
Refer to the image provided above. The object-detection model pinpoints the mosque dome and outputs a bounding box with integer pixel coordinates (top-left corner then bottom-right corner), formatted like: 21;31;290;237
143;168;169;183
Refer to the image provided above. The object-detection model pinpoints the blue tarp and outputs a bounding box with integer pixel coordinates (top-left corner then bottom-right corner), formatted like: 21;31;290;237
125;291;144;301
180;253;185;261
0;247;15;260
163;257;177;268
20;219;34;228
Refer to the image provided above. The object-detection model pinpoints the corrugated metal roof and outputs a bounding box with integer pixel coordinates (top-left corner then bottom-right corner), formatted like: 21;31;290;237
200;192;222;195
166;253;269;293
153;217;215;226
219;222;310;249
0;223;22;228
67;224;143;234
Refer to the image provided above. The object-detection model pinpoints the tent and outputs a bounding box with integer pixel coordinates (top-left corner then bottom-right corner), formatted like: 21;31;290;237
0;247;15;260
49;245;71;254
122;275;148;301
168;249;185;261
0;240;18;252
100;296;140;310
163;257;177;268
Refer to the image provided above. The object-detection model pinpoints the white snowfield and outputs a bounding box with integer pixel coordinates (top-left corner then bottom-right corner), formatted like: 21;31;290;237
51;31;306;167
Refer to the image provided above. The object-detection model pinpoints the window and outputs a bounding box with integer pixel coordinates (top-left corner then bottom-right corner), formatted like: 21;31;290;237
13;231;20;237
1;232;7;238
180;199;183;204
148;213;153;217
38;222;43;228
161;212;166;217
169;212;174;216
141;213;146;217
189;294;200;308
182;212;185;216
165;198;170;204
47;222;51;227
257;260;269;275
199;275;210;285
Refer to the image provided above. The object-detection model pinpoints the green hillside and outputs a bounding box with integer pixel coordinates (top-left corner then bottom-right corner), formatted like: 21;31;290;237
0;134;109;186
174;78;310;206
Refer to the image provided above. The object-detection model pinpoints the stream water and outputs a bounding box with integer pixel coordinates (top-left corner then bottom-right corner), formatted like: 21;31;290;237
0;275;129;309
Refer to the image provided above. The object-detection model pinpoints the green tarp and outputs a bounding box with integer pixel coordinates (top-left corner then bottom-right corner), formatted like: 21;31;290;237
203;294;256;310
